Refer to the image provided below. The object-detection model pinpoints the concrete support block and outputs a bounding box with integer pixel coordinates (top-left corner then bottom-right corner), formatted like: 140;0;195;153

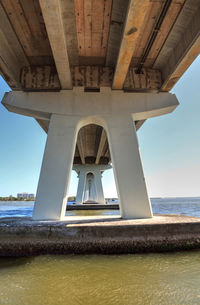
33;114;78;220
104;114;153;218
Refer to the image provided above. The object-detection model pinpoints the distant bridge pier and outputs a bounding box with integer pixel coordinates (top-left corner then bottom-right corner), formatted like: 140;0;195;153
2;89;179;220
74;165;111;204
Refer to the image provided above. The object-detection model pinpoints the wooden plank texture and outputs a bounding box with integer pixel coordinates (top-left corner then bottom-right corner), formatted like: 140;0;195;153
1;0;53;65
0;2;28;89
75;0;85;56
74;0;112;58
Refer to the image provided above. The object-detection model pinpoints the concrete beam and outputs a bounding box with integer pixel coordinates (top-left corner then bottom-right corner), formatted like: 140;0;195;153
59;0;79;66
0;3;28;89
106;0;129;67
112;0;150;89
95;129;107;165
39;0;72;89
2;89;179;121
160;3;200;91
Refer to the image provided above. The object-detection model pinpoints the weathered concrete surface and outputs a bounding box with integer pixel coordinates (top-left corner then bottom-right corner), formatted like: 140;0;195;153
0;215;200;256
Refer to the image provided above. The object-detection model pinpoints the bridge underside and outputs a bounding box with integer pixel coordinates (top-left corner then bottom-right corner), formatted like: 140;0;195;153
1;0;200;219
1;0;200;94
0;0;200;165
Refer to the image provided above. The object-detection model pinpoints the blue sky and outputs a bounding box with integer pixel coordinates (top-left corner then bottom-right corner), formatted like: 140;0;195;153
0;56;200;197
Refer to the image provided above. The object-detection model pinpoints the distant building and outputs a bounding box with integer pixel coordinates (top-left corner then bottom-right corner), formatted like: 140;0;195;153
17;193;35;200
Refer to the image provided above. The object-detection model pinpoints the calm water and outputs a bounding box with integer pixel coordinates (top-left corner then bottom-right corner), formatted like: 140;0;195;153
0;198;200;305
1;252;200;305
0;197;200;218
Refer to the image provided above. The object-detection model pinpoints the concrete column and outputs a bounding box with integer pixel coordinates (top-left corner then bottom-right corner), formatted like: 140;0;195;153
87;173;97;202
82;172;97;202
33;114;78;220
75;171;86;204
94;171;105;204
83;174;90;202
104;114;152;219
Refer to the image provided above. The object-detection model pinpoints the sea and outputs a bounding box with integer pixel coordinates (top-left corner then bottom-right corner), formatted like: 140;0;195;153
0;197;200;305
0;197;200;218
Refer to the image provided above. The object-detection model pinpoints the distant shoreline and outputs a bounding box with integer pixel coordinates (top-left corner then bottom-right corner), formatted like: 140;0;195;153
0;199;35;202
0;196;76;202
0;196;200;202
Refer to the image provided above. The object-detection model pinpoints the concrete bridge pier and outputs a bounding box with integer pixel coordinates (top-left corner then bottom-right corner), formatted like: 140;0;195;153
2;89;179;220
32;111;153;220
74;165;111;204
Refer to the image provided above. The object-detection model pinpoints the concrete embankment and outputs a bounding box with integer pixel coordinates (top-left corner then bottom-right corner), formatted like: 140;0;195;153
0;215;200;256
67;204;119;210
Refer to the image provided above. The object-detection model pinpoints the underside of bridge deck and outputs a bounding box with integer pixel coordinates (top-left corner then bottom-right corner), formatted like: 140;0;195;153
0;0;200;165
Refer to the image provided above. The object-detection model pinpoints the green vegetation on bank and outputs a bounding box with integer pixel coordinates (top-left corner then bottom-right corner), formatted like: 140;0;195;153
0;196;34;201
